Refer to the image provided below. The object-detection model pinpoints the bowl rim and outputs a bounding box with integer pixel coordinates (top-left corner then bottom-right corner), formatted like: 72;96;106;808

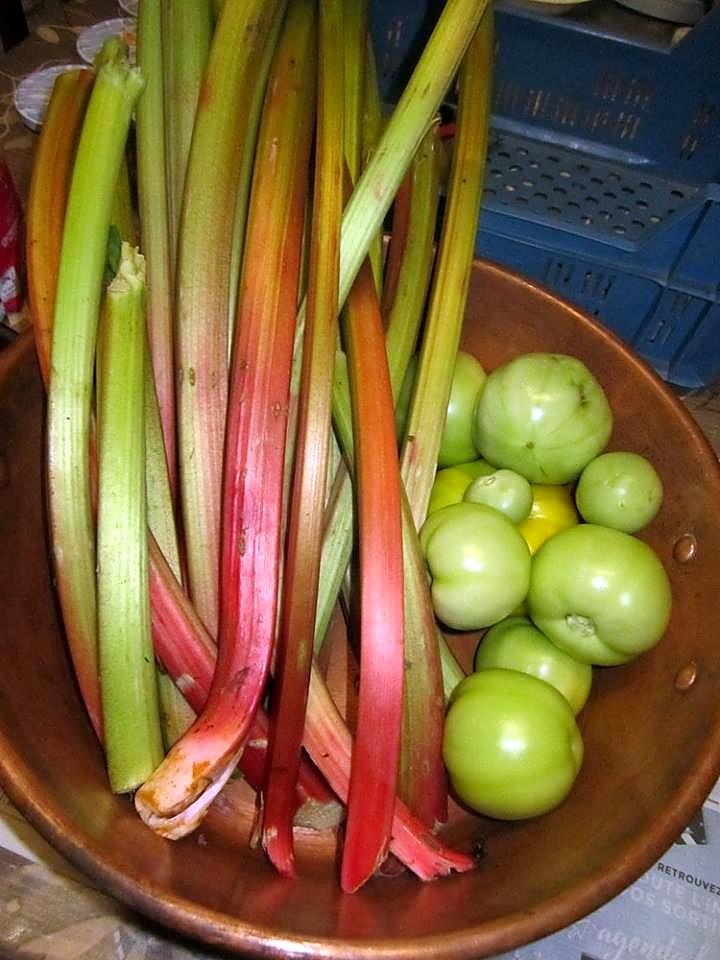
2;259;720;958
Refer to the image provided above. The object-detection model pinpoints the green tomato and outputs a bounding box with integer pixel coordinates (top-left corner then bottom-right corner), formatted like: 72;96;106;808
437;351;487;467
428;459;495;515
463;468;533;524
475;616;592;714
575;451;663;533
420;502;531;631
474;353;613;484
527;524;672;665
443;669;583;820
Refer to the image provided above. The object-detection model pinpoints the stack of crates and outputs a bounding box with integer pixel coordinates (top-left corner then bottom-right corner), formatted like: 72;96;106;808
371;0;720;389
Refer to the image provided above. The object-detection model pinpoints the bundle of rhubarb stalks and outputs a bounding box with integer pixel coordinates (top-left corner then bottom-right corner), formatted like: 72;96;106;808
26;0;493;893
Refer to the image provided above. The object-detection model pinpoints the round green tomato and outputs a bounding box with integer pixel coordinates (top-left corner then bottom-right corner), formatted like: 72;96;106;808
475;616;592;714
420;502;531;631
464;468;533;524
474;353;613;484
575;451;663;533
428;459;495;515
437;351;487;468
527;523;672;666
443;669;584;820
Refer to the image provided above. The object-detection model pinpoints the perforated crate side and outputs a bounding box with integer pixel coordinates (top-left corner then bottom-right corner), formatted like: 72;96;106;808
632;288;714;383
478;232;659;344
669;302;720;389
480;131;711;288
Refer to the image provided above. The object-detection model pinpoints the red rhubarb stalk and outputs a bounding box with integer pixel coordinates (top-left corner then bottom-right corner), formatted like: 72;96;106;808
147;538;340;824
135;0;317;838
306;665;475;881
339;258;405;893
261;0;344;878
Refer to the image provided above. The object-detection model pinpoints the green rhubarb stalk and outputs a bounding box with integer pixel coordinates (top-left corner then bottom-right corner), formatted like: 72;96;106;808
97;244;164;793
262;0;344;879
162;0;213;267
336;0;490;311
46;44;145;738
144;350;183;582
111;155;135;244
395;14;494;824
157;671;196;749
384;121;441;400
26;69;93;388
135;0;316;839
340;258;405;892
343;0;368;182
137;0;177;486
175;0;288;638
362;37;385;294
399;10;494;528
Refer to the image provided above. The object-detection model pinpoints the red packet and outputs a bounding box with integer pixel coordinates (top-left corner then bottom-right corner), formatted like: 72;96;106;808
0;153;23;320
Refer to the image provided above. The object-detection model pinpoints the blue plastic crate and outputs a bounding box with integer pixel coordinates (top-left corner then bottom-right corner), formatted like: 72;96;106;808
370;0;720;387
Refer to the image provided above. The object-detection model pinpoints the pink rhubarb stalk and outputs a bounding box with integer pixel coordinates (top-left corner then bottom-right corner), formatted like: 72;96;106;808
147;538;340;824
306;665;475;881
135;0;317;838
339;258;405;893
261;0;343;878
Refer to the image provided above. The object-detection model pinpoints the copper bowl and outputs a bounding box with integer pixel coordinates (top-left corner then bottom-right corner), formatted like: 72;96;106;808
1;260;720;958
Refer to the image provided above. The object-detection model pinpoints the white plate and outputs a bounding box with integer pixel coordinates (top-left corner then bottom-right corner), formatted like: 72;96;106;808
76;17;137;65
118;0;138;14
13;63;90;131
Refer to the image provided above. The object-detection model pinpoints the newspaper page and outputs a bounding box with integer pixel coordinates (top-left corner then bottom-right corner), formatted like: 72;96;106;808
496;778;720;960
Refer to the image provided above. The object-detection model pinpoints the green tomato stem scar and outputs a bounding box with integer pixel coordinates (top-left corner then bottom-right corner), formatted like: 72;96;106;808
566;614;596;636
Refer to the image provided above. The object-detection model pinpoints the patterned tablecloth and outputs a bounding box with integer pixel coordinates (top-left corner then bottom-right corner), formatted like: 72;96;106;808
0;3;719;959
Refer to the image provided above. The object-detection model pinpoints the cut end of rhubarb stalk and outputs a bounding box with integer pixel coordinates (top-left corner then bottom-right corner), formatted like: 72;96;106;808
134;745;242;840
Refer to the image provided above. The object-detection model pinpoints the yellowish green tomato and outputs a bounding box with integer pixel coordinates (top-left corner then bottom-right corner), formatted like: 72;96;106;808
575;451;663;533
437;351;487;468
474;616;592;715
474;353;613;483
518;483;579;555
527;524;672;665
420;502;531;631
463;468;533;524
427;459;495;515
443;669;584;819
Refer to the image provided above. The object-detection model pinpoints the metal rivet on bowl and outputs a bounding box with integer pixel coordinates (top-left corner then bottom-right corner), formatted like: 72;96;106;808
0;454;9;490
674;660;698;692
673;533;697;563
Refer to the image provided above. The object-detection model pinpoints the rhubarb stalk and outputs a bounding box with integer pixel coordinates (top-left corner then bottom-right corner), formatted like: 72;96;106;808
339;259;405;893
175;0;288;637
47;45;144;737
261;0;343;878
162;0;213;266
147;538;341;826
97;244;164;792
135;0;316;838
400;10;494;527
26;69;93;386
305;664;475;880
136;0;177;485
336;0;490;311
